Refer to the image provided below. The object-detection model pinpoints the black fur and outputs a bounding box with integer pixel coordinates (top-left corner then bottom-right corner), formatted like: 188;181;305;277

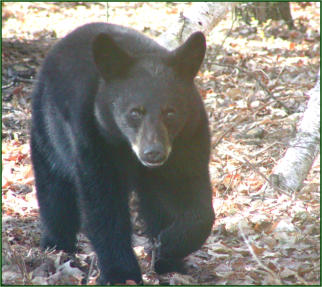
31;23;214;284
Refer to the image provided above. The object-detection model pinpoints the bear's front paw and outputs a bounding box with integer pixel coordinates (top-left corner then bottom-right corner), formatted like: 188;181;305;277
41;234;77;253
154;258;187;274
97;270;142;285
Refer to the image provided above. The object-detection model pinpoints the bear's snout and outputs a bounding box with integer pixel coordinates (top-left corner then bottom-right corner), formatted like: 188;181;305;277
142;144;168;166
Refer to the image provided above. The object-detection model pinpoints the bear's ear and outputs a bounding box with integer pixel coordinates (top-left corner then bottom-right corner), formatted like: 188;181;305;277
169;32;206;80
92;33;134;79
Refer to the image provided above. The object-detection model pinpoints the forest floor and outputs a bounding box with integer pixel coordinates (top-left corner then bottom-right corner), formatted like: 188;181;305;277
2;2;320;285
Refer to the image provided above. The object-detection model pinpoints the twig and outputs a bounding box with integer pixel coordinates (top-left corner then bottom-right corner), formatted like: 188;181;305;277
212;115;248;148
2;76;35;90
222;149;293;196
251;141;280;157
238;222;282;285
213;12;237;60
223;170;236;195
212;100;284;149
2;82;15;90
293;272;310;285
244;157;296;196
212;62;291;113
13;76;35;83
274;65;286;85
4;238;32;284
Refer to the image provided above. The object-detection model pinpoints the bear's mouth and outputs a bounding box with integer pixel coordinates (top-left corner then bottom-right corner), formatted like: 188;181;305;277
131;144;171;168
140;159;167;168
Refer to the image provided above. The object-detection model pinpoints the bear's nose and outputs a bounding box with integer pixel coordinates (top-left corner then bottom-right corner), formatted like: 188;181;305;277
143;146;166;164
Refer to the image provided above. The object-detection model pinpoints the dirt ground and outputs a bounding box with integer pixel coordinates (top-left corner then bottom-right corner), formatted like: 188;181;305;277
2;2;320;285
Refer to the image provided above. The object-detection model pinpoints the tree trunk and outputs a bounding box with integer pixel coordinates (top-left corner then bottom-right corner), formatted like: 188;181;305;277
263;72;320;195
157;2;238;49
237;2;294;29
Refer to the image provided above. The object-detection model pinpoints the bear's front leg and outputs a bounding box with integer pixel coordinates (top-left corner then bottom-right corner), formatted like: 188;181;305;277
153;177;215;274
75;152;142;284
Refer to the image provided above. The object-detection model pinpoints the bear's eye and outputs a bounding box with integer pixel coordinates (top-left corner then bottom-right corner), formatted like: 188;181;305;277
129;107;145;120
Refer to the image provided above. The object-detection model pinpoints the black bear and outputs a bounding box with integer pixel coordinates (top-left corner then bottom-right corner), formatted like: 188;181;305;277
31;22;214;284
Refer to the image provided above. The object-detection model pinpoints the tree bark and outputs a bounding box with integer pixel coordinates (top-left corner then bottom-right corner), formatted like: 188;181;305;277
237;2;294;29
264;72;320;195
157;2;238;49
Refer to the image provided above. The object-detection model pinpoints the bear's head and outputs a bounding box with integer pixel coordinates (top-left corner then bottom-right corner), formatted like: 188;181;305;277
92;31;206;168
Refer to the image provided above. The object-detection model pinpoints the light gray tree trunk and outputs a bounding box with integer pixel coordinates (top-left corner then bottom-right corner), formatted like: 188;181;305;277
265;72;320;195
157;2;238;49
